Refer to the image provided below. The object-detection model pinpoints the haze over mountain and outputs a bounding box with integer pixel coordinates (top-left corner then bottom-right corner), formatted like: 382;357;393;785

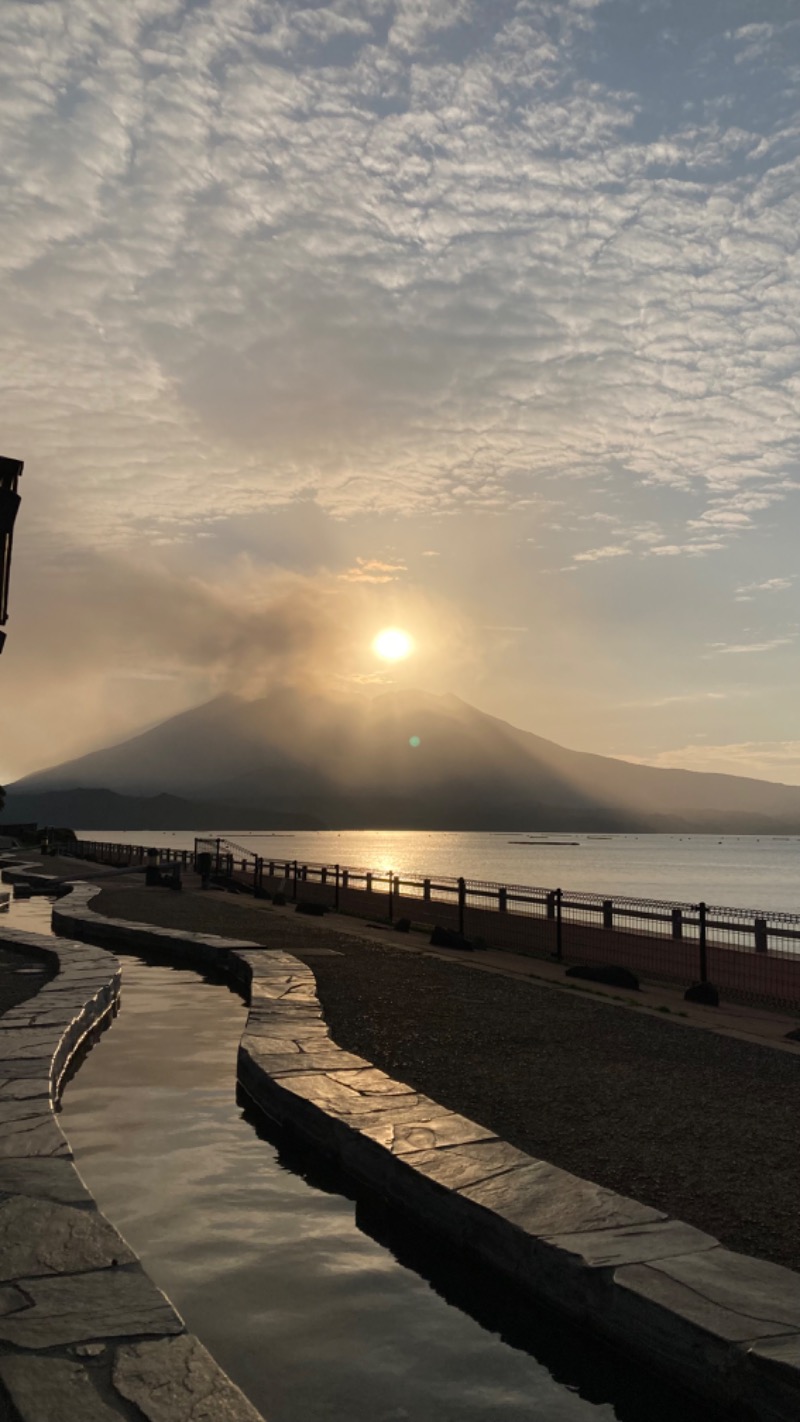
6;690;800;834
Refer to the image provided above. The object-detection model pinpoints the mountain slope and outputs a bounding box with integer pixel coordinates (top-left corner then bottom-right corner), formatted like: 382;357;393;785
7;688;800;831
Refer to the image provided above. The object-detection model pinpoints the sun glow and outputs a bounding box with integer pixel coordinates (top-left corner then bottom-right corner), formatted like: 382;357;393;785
373;626;414;661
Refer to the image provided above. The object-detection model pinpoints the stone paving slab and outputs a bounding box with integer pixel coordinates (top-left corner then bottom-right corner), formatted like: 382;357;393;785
0;1355;127;1422
254;1050;373;1076
0;1028;66;1060
401;1138;534;1191
0;1106;68;1158
361;1111;498;1155
459;1158;665;1236
113;1335;267;1422
0;1267;183;1348
0;1195;136;1281
0;1057;56;1081
616;1248;800;1340
542;1219;719;1269
0;1157;93;1205
270;1069;423;1119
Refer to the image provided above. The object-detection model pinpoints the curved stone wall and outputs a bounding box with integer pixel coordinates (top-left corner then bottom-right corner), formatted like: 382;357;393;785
0;884;265;1422
51;881;800;1422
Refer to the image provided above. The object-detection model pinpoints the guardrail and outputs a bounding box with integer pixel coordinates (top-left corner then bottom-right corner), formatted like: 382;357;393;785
54;835;800;1013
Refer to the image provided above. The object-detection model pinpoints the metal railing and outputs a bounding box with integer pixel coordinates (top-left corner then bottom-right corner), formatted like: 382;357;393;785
56;835;800;1013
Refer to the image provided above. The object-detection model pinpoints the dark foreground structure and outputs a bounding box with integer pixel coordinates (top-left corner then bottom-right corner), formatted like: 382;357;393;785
0;455;23;655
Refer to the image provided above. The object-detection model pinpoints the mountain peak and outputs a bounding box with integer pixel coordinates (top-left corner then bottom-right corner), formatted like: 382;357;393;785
7;687;800;832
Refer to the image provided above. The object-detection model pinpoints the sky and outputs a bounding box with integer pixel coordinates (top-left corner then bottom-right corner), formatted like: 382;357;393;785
2;0;800;786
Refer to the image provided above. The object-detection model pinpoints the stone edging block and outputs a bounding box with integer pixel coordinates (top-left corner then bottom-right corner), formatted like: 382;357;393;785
55;882;800;1422
0;880;266;1422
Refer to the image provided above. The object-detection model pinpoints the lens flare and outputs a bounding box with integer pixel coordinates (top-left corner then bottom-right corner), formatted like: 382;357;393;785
373;627;414;661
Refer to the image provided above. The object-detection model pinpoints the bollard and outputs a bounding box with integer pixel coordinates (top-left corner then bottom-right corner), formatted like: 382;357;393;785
671;907;683;939
423;878;431;902
555;888;563;962
292;861;298;901
366;872;373;894
546;890;556;920
458;877;466;937
754;917;768;954
387;871;394;922
602;898;613;930
334;864;340;910
698;902;708;983
498;886;507;912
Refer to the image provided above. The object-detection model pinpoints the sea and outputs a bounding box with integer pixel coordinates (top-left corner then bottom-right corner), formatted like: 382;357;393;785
75;829;800;915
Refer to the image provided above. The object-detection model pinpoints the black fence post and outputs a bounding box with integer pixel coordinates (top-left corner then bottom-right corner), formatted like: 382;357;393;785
387;870;394;922
292;860;298;901
458;877;466;936
698;901;708;983
671;908;683;939
602;898;613;930
555;887;563;961
498;886;507;912
334;864;340;910
754;917;768;954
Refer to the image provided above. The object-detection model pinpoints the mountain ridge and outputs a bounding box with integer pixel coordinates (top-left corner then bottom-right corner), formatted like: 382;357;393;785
5;688;800;832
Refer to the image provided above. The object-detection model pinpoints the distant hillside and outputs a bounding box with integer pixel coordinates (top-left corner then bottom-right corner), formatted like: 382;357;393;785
7;687;800;833
1;788;324;833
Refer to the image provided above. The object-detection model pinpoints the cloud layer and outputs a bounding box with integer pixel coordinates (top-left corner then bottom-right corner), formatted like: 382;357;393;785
2;2;800;780
4;1;800;541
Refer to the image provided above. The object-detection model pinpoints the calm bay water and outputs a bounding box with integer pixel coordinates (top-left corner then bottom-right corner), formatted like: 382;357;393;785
77;829;800;913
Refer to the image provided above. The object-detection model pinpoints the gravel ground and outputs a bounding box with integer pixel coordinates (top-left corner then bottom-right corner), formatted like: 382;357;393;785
90;883;800;1272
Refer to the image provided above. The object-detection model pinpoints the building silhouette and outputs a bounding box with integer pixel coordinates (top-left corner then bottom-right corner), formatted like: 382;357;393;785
0;456;23;655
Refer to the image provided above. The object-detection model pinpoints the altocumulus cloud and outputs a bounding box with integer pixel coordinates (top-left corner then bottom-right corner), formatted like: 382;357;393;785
2;0;800;551
4;0;800;784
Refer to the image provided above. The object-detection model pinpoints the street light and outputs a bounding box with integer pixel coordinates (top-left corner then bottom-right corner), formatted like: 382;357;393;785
0;456;23;656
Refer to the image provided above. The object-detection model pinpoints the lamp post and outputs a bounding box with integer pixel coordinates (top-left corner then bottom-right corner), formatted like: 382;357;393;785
0;457;23;656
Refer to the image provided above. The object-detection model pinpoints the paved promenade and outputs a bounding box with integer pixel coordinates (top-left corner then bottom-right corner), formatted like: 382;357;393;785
82;871;800;1275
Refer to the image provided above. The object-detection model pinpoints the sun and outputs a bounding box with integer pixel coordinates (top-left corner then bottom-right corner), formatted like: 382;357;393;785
373;627;414;661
